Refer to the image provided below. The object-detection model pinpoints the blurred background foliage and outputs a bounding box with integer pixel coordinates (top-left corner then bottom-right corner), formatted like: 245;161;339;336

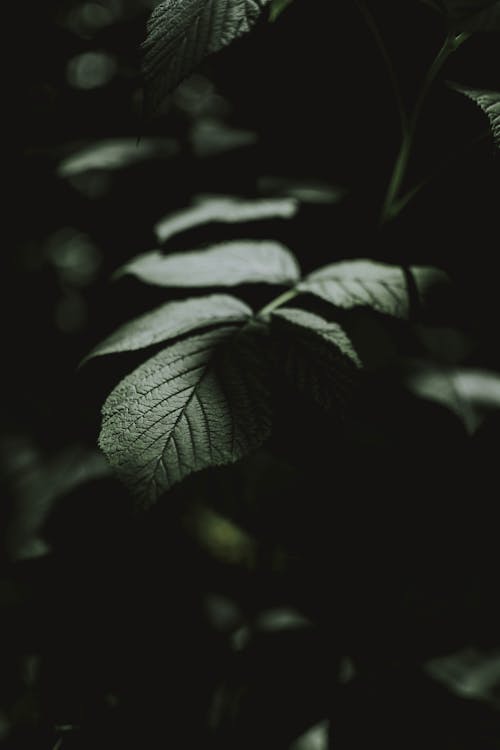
3;0;500;747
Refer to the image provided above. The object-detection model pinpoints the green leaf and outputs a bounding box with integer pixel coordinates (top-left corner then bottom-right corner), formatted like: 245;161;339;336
155;195;298;243
298;260;447;319
99;324;272;505
142;0;272;111
271;307;361;411
451;85;500;146
83;294;252;364
117;240;301;288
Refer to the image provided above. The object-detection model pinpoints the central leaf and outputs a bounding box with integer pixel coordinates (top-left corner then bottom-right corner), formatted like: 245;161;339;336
99;323;272;506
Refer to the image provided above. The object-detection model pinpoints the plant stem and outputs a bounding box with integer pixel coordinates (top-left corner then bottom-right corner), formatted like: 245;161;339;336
391;127;491;217
257;287;301;318
380;31;470;225
354;0;408;135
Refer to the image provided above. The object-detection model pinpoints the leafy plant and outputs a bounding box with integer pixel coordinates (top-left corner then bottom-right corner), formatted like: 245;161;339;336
86;0;500;507
13;1;495;747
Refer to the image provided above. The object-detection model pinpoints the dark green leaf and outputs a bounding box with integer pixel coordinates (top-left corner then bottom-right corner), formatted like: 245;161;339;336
271;307;361;411
83;294;252;363
99;324;271;505
298;260;447;319
117;240;300;288
142;0;272;111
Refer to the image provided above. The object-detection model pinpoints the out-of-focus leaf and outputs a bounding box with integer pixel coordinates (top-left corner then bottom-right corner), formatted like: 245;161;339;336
425;648;500;708
154;195;298;243
83;294;251;363
258;176;346;204
298;260;447;319
58;137;179;177
0;439;110;561
142;0;272;111
66;51;117;89
290;720;329;750
270;0;295;22
190;118;258;157
116;240;300;288
405;365;500;433
450;85;500;146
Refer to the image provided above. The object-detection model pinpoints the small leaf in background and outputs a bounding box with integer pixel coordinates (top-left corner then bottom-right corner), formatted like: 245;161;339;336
190;118;258;157
99;324;272;505
269;0;295;22
63;2;118;37
298;260;448;319
117;240;300;288
290;720;329;750
142;0;272;111
173;74;230;118
44;228;101;287
450;85;500;147
258;176;347;205
66;51;117;89
425;648;500;709
271;308;361;412
405;365;500;433
83;294;252;363
58;137;179;177
154;195;298;244
0;439;110;561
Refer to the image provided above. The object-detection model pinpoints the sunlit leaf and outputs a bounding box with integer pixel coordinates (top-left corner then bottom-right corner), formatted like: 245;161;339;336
142;0;272;111
83;294;252;363
451;85;500;146
99;324;271;505
117;240;300;288
298;260;447;319
154;195;298;243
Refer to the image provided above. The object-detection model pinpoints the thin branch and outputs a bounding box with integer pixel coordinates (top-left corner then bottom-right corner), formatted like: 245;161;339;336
353;0;408;135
